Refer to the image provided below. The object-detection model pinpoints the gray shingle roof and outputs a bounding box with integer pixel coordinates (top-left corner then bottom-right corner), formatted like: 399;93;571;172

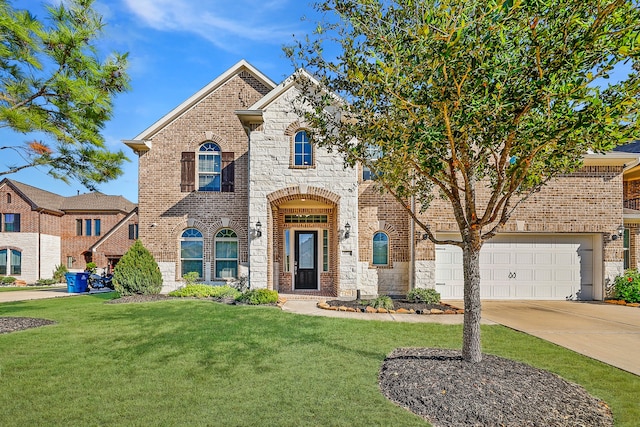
1;179;136;214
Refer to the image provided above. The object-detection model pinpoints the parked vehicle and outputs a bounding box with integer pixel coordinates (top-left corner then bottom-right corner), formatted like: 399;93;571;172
88;272;114;290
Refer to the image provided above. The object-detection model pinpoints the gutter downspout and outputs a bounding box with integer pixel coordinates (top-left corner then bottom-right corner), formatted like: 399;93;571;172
409;195;415;290
38;209;42;280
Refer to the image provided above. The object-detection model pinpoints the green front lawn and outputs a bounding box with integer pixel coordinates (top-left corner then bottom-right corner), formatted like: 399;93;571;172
1;294;638;426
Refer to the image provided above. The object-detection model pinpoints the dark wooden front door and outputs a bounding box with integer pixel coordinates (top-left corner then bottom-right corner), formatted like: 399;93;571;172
294;231;317;289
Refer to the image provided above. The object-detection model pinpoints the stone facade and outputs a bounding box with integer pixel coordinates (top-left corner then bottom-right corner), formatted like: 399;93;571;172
126;60;636;300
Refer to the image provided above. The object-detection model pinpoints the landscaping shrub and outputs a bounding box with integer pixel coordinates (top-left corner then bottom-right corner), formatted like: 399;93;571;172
36;278;58;285
182;271;200;286
407;288;441;304
369;295;394;310
236;289;279;305
613;269;640;303
229;275;249;292
169;284;241;299
1;276;17;285
85;262;97;273
113;240;163;296
52;264;67;283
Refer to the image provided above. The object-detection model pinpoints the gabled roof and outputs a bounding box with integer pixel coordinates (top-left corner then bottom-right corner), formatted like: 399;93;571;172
127;59;277;145
0;178;136;214
1;178;66;214
89;206;138;254
62;192;136;213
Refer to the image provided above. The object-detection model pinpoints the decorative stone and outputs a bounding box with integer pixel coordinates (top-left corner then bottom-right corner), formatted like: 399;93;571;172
14;280;27;287
377;308;389;313
626;303;640;307
421;310;430;315
389;309;396;314
365;306;377;313
409;309;415;314
317;302;330;309
327;306;338;311
430;309;444;314
338;306;348;311
456;309;465;314
396;308;411;314
346;307;357;312
444;309;456;314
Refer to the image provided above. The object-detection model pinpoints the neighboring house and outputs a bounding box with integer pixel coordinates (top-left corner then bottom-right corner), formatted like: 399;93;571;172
0;178;138;283
125;59;640;300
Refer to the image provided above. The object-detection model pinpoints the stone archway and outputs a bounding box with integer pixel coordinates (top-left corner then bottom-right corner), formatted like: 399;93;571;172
267;186;340;296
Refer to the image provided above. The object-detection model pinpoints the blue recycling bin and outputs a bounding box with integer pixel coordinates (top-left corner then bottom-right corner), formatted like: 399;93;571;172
66;272;89;293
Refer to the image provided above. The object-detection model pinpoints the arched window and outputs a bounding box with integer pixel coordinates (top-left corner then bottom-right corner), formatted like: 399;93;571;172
372;232;389;266
181;228;203;278
293;130;312;166
215;229;238;279
6;193;11;203
198;142;221;191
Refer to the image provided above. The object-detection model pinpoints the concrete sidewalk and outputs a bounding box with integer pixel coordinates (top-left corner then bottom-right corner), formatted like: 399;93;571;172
280;298;489;324
0;286;110;303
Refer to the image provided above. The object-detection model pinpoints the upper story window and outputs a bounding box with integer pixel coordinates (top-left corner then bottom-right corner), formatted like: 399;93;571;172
129;223;138;240
363;144;382;181
2;213;20;232
76;219;101;236
181;143;235;193
293;130;313;167
372;231;389;266
198;142;221;191
6;193;11;203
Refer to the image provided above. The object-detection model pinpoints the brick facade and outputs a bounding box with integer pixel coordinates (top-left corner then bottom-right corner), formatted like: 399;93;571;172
0;179;137;283
127;61;635;299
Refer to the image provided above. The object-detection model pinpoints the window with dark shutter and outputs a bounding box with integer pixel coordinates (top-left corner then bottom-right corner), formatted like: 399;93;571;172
181;152;195;192
221;151;235;192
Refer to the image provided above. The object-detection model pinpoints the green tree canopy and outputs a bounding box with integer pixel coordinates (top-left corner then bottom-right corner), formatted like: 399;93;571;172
288;0;640;362
0;0;130;189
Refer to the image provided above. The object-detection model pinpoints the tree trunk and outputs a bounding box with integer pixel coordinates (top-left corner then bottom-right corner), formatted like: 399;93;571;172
462;231;483;362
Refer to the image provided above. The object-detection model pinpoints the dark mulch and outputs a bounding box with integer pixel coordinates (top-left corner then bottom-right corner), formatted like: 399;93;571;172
326;299;460;313
380;348;613;427
0;317;56;334
105;294;174;304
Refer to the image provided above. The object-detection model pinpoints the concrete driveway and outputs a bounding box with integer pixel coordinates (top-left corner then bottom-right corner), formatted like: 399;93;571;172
478;300;640;376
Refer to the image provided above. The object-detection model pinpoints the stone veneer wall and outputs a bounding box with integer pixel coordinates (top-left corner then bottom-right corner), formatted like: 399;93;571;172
248;86;359;297
137;71;271;283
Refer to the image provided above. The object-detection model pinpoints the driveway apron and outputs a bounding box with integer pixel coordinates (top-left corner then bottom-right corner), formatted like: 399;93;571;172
479;300;640;376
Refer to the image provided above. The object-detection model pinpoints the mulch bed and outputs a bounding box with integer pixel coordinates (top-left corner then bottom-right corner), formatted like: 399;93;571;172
325;299;462;313
0;317;56;334
380;348;613;427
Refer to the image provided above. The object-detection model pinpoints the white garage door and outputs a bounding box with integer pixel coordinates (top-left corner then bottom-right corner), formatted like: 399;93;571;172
435;235;594;300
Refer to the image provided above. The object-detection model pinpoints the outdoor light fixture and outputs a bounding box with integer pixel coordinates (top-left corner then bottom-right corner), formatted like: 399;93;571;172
255;221;262;238
611;225;625;241
344;222;351;239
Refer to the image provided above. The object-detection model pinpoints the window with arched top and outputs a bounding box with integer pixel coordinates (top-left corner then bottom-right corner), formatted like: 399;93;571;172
181;228;203;278
215;229;238;279
198;142;221;191
7;193;11;203
293;130;313;167
372;232;389;266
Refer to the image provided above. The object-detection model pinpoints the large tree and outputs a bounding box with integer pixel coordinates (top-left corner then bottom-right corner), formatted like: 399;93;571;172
288;0;640;362
0;0;129;189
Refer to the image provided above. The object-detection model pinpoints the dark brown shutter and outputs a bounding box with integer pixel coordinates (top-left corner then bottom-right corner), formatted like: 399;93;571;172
180;152;195;192
221;151;235;192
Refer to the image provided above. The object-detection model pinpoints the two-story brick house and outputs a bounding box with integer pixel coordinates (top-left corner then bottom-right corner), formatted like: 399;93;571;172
125;60;639;300
0;178;138;283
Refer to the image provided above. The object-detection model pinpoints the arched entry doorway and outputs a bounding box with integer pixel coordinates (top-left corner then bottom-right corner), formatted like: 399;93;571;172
267;187;340;296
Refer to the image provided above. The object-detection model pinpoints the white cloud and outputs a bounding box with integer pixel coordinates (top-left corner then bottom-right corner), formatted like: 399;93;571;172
122;0;301;50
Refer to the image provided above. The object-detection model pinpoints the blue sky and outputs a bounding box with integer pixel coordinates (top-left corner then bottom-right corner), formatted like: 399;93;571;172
3;0;321;203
